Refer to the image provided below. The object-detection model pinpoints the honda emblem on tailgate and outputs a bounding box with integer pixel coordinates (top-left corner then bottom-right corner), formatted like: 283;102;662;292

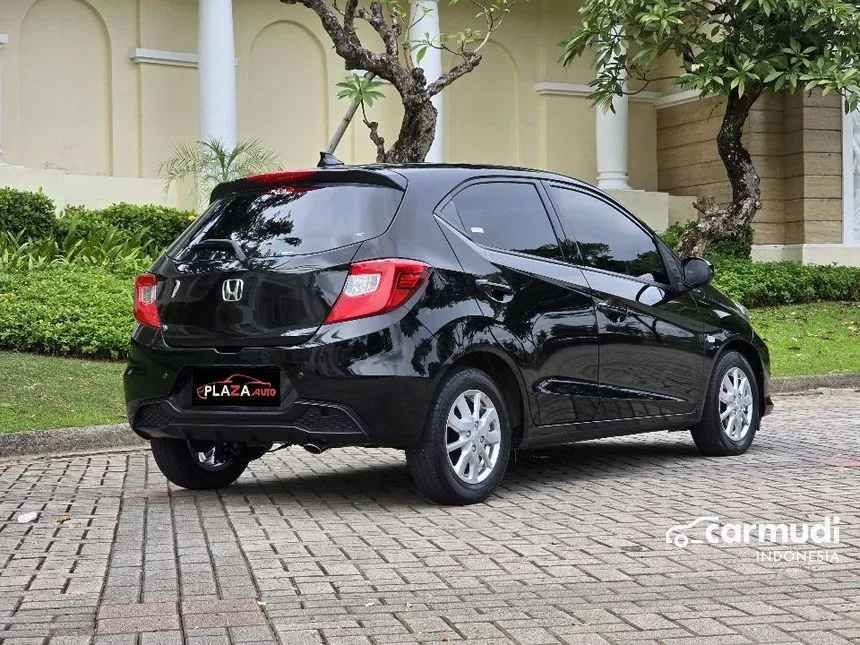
222;278;244;302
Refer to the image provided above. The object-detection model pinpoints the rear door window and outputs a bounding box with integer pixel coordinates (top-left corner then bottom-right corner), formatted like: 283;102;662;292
170;184;403;259
444;181;561;260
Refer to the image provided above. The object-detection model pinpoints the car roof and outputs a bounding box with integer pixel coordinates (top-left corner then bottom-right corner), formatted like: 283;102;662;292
357;163;593;187
210;163;594;203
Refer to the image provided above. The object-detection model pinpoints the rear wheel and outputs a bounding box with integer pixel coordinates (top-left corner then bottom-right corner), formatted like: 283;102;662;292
407;368;511;505
691;351;760;456
151;438;250;489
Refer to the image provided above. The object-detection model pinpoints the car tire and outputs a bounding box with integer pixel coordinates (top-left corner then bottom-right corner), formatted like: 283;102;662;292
691;351;760;457
151;438;250;490
407;367;512;505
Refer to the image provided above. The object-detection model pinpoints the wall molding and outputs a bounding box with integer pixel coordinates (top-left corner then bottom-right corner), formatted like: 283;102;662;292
534;83;711;111
753;244;860;250
653;89;704;110
130;48;198;68
752;243;860;266
534;82;661;104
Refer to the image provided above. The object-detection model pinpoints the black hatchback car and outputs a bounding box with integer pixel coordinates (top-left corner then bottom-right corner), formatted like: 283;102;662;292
125;162;773;505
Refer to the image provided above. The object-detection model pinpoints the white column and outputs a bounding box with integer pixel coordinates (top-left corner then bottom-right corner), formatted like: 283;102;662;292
410;0;443;163
0;33;8;167
595;35;632;190
198;0;237;149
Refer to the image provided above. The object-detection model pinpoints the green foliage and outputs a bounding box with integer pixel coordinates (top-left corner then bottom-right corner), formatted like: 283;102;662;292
336;74;387;107
412;0;521;59
0;265;135;359
161;138;280;209
0;228;152;274
561;0;860;111
57;203;195;256
0;188;56;240
713;260;860;308
661;221;753;263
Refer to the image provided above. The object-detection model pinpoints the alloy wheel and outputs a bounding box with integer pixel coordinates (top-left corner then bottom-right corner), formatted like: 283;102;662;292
187;441;235;472
446;389;502;484
718;367;754;442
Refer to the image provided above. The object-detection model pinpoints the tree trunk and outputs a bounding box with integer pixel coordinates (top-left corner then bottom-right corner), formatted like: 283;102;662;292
382;101;438;163
678;86;763;257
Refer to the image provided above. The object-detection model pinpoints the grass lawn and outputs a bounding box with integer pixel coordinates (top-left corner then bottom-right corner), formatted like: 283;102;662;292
0;351;126;434
0;302;857;433
751;301;860;377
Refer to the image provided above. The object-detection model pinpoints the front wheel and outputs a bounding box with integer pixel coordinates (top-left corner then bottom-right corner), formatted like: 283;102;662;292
691;351;760;456
407;367;512;505
151;438;250;490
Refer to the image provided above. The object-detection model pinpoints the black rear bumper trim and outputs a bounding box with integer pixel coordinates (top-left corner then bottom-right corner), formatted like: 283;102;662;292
132;399;370;447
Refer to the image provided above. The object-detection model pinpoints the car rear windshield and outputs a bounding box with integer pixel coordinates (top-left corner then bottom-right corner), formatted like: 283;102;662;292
169;184;403;259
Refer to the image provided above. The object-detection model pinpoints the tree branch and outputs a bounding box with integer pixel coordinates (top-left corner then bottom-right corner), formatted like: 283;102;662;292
281;0;411;91
360;103;387;163
343;0;359;37
427;52;482;96
356;2;399;58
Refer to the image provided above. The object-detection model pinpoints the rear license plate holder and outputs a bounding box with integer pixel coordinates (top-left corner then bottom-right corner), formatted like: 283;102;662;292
192;367;281;407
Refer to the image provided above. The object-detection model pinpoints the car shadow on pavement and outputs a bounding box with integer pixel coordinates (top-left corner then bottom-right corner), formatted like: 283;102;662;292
216;434;722;505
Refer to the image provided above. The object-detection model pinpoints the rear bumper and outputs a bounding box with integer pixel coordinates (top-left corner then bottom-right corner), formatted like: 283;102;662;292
124;314;438;449
131;398;370;447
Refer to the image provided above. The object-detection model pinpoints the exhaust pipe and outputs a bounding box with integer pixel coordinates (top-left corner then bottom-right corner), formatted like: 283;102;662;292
303;442;328;455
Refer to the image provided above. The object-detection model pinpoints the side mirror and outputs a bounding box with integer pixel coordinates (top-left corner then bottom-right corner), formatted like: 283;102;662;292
682;257;714;289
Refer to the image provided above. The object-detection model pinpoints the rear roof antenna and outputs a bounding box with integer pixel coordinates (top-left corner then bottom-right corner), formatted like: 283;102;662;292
318;151;344;168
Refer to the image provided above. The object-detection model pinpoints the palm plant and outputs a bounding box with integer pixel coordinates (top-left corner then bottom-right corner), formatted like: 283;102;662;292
160;138;280;210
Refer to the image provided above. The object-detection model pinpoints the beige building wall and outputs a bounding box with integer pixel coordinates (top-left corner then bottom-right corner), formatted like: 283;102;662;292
2;0;852;263
0;0;659;190
657;91;844;246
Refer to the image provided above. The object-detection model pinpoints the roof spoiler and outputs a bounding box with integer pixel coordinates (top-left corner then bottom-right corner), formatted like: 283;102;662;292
209;165;407;203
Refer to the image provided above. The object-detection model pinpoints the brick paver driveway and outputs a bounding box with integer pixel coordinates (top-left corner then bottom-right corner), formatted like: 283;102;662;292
1;391;859;645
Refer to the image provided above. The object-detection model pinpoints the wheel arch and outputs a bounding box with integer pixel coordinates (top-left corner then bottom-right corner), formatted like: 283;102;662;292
445;349;529;449
714;338;767;414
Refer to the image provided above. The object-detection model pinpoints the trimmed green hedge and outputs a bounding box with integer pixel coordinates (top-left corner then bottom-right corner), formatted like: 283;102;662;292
0;188;56;240
713;260;860;308
58;203;195;255
0;259;856;359
0;265;134;359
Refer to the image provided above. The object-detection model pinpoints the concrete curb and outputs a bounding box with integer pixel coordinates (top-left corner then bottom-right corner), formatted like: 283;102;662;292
0;374;857;460
0;424;146;461
771;373;860;394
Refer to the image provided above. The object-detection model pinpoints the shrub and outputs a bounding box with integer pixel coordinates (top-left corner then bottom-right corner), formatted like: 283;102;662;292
0;229;153;274
713;260;860;307
57;203;195;255
0;265;134;359
0;188;56;240
660;221;753;262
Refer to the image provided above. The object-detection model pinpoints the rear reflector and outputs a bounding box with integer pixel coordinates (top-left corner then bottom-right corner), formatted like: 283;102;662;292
325;259;432;324
134;274;161;329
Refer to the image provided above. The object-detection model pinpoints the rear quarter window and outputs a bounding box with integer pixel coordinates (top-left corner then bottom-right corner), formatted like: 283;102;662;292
170;184;403;259
442;181;561;260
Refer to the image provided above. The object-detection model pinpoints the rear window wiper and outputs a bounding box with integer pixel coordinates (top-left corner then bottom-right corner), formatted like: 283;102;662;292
184;239;251;268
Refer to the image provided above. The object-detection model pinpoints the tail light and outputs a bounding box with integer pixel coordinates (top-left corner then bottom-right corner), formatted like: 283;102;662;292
325;259;432;324
134;274;161;329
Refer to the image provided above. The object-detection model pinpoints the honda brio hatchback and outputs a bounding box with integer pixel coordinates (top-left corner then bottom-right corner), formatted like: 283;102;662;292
124;162;773;505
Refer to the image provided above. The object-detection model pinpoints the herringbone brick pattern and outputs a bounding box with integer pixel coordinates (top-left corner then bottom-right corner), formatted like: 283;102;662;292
1;391;858;644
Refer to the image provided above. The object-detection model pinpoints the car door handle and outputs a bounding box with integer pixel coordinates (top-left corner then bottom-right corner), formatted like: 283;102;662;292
476;278;514;302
